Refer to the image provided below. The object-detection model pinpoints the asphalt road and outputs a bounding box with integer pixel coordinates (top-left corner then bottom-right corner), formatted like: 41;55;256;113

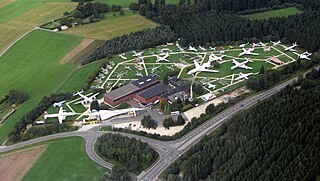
0;67;318;181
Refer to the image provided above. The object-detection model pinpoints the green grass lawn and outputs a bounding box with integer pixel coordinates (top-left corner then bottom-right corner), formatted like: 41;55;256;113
22;137;107;181
244;7;302;20
58;61;103;93
0;30;83;143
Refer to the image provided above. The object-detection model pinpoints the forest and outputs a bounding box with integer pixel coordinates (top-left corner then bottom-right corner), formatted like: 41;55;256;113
96;133;158;174
84;26;176;64
161;69;320;180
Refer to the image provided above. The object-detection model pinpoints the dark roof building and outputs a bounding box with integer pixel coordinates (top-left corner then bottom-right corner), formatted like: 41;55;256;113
135;83;172;104
168;76;185;87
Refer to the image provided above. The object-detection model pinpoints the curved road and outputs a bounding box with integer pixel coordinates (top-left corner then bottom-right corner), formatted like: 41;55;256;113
0;67;317;180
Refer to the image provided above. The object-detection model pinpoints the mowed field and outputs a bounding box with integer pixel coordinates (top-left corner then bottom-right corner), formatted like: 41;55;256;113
22;137;107;181
63;14;158;40
245;7;302;20
0;0;77;55
0;30;83;143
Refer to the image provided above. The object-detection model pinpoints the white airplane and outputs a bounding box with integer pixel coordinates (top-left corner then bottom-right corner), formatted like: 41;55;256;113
231;58;253;70
258;42;268;47
149;51;155;55
178;46;185;51
188;45;197;52
209;46;216;51
238;48;259;56
94;77;103;83
235;72;252;81
73;90;99;105
166;65;174;71
208;53;226;62
156;53;170;62
271;40;281;46
53;100;66;108
119;54;127;60
132;51;143;57
85;108;144;121
293;51;312;60
199;45;206;51
135;71;143;77
263;46;271;52
125;66;132;71
207;83;216;89
283;43;298;52
187;60;219;75
44;107;75;124
239;42;249;48
101;67;108;74
150;65;161;73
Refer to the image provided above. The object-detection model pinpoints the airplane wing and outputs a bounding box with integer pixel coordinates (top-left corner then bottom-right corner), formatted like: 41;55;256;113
202;69;219;73
90;93;99;99
232;59;239;65
239;65;253;70
193;60;200;68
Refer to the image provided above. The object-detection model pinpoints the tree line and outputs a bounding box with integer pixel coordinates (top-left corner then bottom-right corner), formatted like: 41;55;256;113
96;133;158;174
0;90;29;106
161;70;320;180
83;26;177;65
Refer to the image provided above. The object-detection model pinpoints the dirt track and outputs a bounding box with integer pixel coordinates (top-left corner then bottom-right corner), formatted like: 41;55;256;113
59;38;95;64
0;145;47;181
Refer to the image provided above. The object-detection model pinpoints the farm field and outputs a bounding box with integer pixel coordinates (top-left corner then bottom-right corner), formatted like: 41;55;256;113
0;0;15;8
6;137;106;181
63;14;159;40
0;145;47;181
0;30;83;143
0;23;30;53
245;7;302;20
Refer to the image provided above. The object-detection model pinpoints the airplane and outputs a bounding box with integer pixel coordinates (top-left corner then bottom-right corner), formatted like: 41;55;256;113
98;73;105;79
258;41;268;47
132;50;143;57
238;48;259;56
166;65;174;71
239;42;249;48
84;107;144;121
119;54;127;60
293;51;312;60
149;51;155;55
101;67;108;75
94;77;103;83
156;52;170;62
125;66;132;71
235;72;252;81
135;71;143;77
150;65;161;73
188;45;198;52
263;46;271;52
208;53;226;63
187;60;219;75
220;50;225;54
271;40;281;46
231;58;253;70
53;100;66;108
283;42;298;52
73;90;99;105
44;107;75;124
209;46;216;51
207;83;217;89
199;45;206;51
178;46;185;51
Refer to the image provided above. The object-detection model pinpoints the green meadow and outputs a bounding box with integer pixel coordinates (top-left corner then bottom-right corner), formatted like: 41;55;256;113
22;137;107;181
245;7;302;20
0;30;82;143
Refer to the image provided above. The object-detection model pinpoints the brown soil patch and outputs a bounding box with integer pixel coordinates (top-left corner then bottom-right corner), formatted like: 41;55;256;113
0;0;15;8
59;38;95;64
0;145;48;181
